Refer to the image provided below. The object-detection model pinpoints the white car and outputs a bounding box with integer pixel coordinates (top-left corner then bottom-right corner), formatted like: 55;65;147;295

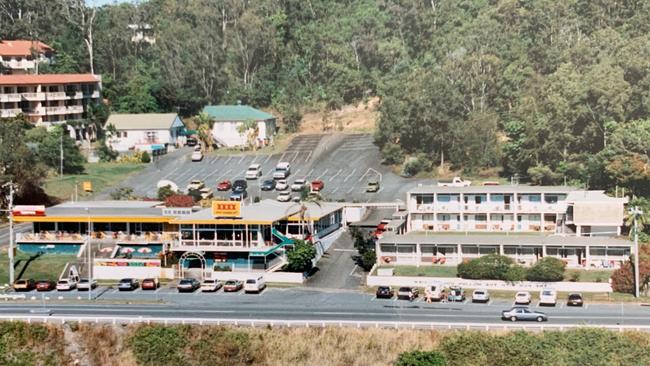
200;279;223;292
291;179;306;191
77;278;97;291
277;191;292;202
424;285;444;302
273;162;291;179
245;164;263;179
199;187;213;200
472;289;490;303
186;180;205;191
56;279;77;291
275;180;288;191
514;291;532;305
539;289;557;306
244;276;266;293
191;150;203;161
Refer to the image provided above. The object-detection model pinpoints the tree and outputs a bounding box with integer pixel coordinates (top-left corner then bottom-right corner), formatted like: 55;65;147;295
526;257;566;282
359;249;376;271
97;140;118;162
140;151;151;163
157;185;175;201
195;113;215;151
59;0;97;74
109;187;134;200
25;125;85;174
395;351;446;366
611;244;650;295
236;119;258;150
285;240;316;273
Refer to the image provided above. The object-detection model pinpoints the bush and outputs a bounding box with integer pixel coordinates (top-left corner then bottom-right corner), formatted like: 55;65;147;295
382;143;405;165
395;350;446;366
402;154;432;177
526;257;565;282
130;325;188;366
503;265;527;282
457;254;516;280
164;194;194;208
97;139;119;162
286;240;316;272
157;185;176;200
360;249;377;271
140;150;151;163
611;261;635;293
109;186;134;200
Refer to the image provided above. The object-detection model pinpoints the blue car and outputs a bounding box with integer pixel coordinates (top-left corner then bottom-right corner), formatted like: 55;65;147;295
230;190;248;201
260;179;276;191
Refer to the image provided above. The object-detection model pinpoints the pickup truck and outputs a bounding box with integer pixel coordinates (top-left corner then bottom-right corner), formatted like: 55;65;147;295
437;177;471;187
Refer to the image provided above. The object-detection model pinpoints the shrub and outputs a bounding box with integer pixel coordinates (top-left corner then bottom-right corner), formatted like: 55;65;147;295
402;154;432;177
382;143;405;165
526;257;565;282
503;265;527;282
130;325;189;366
97;139;119;162
141;150;151;163
165;194;194;208
611;261;635;293
157;185;176;200
395;350;446;366
109;186;134;200
457;254;516;280
360;249;377;271
286;240;316;272
569;271;581;282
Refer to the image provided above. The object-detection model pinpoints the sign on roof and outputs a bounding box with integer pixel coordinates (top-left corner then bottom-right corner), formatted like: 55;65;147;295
212;201;241;218
13;205;45;216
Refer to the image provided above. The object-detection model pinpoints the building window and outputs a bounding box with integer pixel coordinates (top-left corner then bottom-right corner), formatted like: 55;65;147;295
123;131;127;138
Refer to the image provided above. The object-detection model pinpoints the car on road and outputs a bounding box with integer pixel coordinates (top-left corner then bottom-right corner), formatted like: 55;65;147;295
311;180;324;192
77;278;98;291
191;150;203;162
291;179;307;192
273;162;291;179
275;180;288;191
260;179;276;191
245;164;263;179
232;179;248;192
366;180;380;192
13;279;35;292
217;180;232;191
567;293;584;307
514;291;532;305
35;280;56;292
230;190;248;201
56;279;77;291
199;187;214;200
187;180;205;191
539;289;557;306
223;279;243;292
448;287;465;302
117;278;139;291
244;276;266;293
141;278;160;290
277;191;292;202
186;137;198;147
376;286;394;299
201;279;223;292
472;289;490;303
501;307;548;322
177;278;200;293
397;286;419;301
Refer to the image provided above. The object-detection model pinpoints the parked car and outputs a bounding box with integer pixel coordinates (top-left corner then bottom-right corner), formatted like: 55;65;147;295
201;279;223;292
397;286;419;301
277;191;292;202
199;187;214;200
13;279;35;292
56;279;77;291
217;180;232;191
191;150;203;162
514;291;532;305
245;164;263;179
35;280;56;292
291;179;307;191
244;276;266;293
424;284;444;302
177;278;200;293
117;278;139;291
376;286;394;299
437;177;471;187
472;289;490;303
567;293;584;307
273;162;291;179
187;180;205;191
448;287;465;302
311;180;325;192
275;180;289;191
230;190;248;201
260;179;276;191
232;179;248;192
141;278;160;290
501;307;548;322
366;180;380;192
223;279;243;292
186;137;198;146
539;289;557;306
77;278;98;291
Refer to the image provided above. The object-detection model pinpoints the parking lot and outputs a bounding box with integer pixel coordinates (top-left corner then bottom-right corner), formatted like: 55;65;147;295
114;133;429;202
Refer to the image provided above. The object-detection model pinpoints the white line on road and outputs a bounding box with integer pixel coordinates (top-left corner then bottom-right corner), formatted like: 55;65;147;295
348;264;358;276
163;166;182;179
329;169;343;182
251;155;259;163
187;171;201;181
214;169;233;182
333;249;356;252
239;155;246;164
211;156;220;164
357;168;371;182
264;155;272;164
294;168;302;176
346;186;355;194
290;151;299;163
315;169;329;180
225;156;233;164
331;187;339;194
305;169;314;178
343;169;356;182
304;151;312;162
279;152;287;162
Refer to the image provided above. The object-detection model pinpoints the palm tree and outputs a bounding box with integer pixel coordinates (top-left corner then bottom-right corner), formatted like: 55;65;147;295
625;197;649;238
195;112;215;151
284;189;322;240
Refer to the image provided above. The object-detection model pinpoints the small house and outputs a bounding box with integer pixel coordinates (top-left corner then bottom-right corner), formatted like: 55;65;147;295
105;113;185;153
202;104;276;148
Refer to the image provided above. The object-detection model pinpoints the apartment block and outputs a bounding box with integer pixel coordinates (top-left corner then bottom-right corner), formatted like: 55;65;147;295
0;40;54;74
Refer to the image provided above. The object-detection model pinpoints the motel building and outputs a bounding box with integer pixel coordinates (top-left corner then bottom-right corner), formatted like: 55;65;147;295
12;200;344;281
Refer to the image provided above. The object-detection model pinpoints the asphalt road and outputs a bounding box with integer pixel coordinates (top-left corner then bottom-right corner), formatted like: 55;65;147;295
108;133;429;202
307;232;363;290
0;223;32;247
5;287;650;326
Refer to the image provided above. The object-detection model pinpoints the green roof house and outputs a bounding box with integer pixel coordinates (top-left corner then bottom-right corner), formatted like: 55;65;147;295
202;104;276;147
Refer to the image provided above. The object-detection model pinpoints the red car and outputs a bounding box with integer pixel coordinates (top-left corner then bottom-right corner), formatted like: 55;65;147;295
311;180;324;192
141;278;159;290
217;180;232;191
36;280;56;292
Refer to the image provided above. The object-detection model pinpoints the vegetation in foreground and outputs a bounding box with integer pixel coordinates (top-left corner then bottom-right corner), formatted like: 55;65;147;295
1;323;650;366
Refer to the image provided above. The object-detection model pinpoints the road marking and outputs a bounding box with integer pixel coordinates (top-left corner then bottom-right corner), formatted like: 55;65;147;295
357;168;371;182
264;155;272;164
343;169;356;182
279;152;287;162
304;151;312;162
211;156;220;164
163;165;181;179
305;169;314;178
370;296;376;302
239;155;246;164
225;156;233;165
214;169;233;182
203;168;220;181
333;249;356;252
291;151;299;163
251;155;259;163
294;168;302;176
315;169;329;180
346;186;355;194
329;169;343;182
331;187;339;194
187;171;201;181
348;264;358;276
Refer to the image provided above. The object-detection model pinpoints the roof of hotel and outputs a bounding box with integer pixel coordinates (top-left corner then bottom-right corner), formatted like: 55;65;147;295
0;40;53;56
202;105;275;122
0;74;100;85
566;190;628;203
408;185;578;194
106;113;182;130
379;232;631;247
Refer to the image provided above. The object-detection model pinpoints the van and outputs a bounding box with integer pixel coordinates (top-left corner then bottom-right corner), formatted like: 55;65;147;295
245;164;262;179
273;162;291;179
539;288;557;306
244;276;266;293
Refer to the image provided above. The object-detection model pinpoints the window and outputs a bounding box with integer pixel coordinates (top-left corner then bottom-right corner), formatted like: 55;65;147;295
380;244;396;253
544;195;558;204
123;131;127;138
421;245;436;254
397;245;416;254
461;245;479;254
416;195;434;204
528;194;541;202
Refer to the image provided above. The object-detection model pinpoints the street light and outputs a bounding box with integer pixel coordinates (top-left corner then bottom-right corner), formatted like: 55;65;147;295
629;206;643;298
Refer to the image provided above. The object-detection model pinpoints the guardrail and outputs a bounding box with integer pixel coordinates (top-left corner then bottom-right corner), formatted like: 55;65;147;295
0;314;649;332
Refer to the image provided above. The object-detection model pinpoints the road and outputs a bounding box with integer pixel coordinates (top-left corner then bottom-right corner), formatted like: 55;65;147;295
4;287;650;326
0;223;31;247
307;232;363;289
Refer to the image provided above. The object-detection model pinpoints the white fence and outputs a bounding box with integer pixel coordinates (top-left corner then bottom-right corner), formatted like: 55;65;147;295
1;314;649;332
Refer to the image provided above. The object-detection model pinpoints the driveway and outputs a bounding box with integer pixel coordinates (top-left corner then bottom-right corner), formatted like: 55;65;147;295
307;231;364;290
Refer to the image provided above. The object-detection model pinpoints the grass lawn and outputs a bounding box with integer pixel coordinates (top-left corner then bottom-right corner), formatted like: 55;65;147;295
0;252;76;286
564;269;614;283
43;162;145;200
388;265;458;277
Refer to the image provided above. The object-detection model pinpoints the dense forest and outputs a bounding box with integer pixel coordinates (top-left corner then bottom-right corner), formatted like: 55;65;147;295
2;1;650;198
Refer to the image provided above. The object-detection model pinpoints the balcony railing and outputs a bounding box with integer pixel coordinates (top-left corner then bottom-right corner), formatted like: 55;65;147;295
46;92;67;100
0;108;23;118
0;94;21;102
83;91;100;98
22;92;45;101
45;106;67;114
69;91;83;99
17;232;85;243
67;105;84;114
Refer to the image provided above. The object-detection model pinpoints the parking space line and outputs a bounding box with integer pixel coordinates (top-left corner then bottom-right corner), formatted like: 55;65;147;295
343;169;356;182
294;168;302;176
279;152;287;162
304;151;312;162
211;156;220;164
225;156;233;164
305;169;314;178
239;155;246;164
559;303;564;308
315;169;329;180
251;155;259;163
348;264;358;276
214;169;233;183
584;304;588;309
346;186;355;194
393;297;398;302
486;300;492;306
290;151;299;163
357;168;371;182
163;165;181;179
331;187;339;194
329;169;343;182
264;155;272;164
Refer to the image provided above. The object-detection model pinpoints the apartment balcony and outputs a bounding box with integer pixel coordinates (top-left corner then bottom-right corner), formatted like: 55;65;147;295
173;239;270;252
0;93;21;102
516;202;567;213
46;92;67;100
0;108;23;118
45;106;68;115
433;204;463;212
67;105;84;114
69;91;84;99
83;91;100;99
22;92;45;101
17;232;85;243
4;60;36;69
25;107;46;115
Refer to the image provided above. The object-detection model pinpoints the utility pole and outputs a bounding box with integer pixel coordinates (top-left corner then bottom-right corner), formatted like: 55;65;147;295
2;182;16;285
60;133;64;178
630;206;643;298
86;207;92;301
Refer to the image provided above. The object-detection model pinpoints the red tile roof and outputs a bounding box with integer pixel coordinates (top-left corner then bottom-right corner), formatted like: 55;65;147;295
0;74;100;85
0;40;53;56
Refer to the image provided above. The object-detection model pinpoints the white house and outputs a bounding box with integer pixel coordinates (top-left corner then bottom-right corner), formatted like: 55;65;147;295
105;113;185;152
202;105;276;148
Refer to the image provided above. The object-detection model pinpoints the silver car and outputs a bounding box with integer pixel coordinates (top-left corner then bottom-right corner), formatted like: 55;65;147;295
501;307;548;322
471;289;490;303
